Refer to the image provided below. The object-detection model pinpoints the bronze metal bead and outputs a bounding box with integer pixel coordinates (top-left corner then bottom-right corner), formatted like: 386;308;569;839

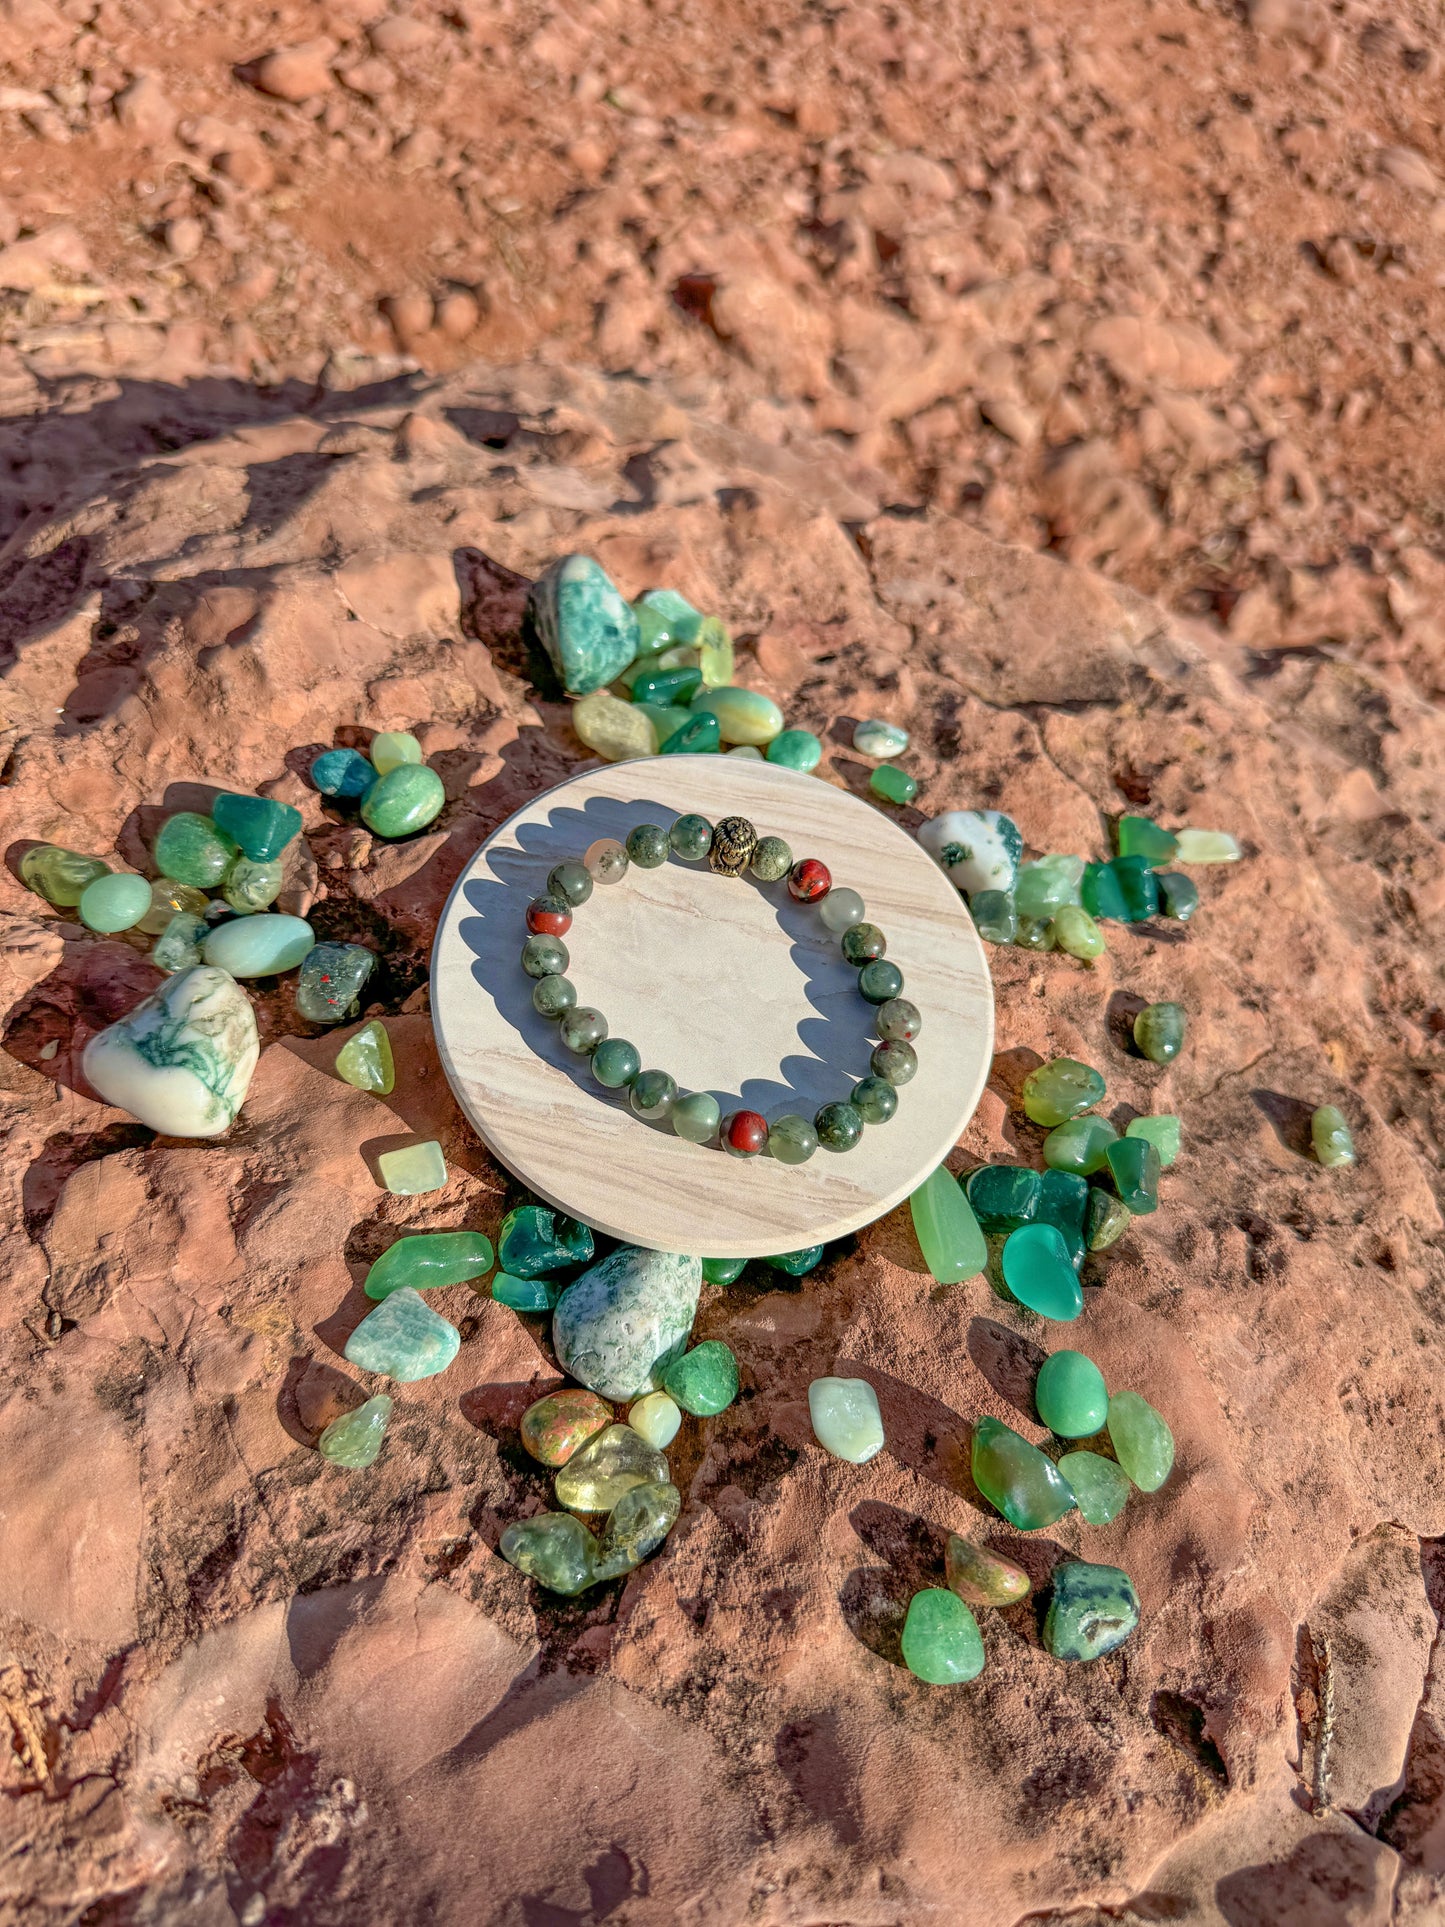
708;815;758;876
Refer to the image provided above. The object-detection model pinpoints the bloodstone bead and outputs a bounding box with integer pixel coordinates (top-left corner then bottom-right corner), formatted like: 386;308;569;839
533;974;577;1018
709;816;758;876
559;1006;608;1054
787;858;831;903
1157;872;1199;921
1112;854;1161;922
1134;1001;1187;1064
669;813;713;861
858;958;903;1004
721;1109;769;1156
583;837;629;883
630;1069;677;1119
841;922;885;964
702;1257;746;1285
1105;1136;1161;1213
626;823;670;868
768;1113;818;1164
592;1037;641;1088
522;934;568;978
871;1039;917;1085
876;997;921;1043
851;1075;898;1124
750;835;792;882
548;860;593;907
815;1101;864;1151
526;894;572;936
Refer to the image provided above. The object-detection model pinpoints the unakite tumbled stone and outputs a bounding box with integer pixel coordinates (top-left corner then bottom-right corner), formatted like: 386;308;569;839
659;711;721;755
222;856;284;915
365;1231;494;1298
594;1479;682;1579
136;878;207;935
1157;872;1199;921
555;1423;669;1513
910;1164;987;1283
1085;1188;1131;1251
969;889;1018;944
21;844;109;907
965;1164;1042;1233
918;810;1022;895
378;1140;448;1195
662;1340;738;1416
1035;1350;1109;1437
530;554;641;695
1043;1116;1118;1176
319;1393;393;1468
1105;1136;1160;1214
1125;1114;1181;1166
1106;1390;1174;1490
767;1114;818;1164
690;686;784;746
344;1286;459;1380
1044;1561;1140;1661
870;764;917;805
1115;814;1179;867
764;1246;825;1276
78;871;151;933
521;1389;613;1465
702;1257;746;1286
212;792;303;862
552;1247;702;1400
1112;854;1160;921
498;1204;594;1278
154;812;239;887
153;911;208;973
360;762;445;837
203;913;315;978
1022;1057;1106;1127
1014;854;1085;919
369;730;422;776
297;942;374;1022
1001;1224;1084;1321
672;1091;721;1143
335;1018;394;1094
901;1589;985;1685
766;728;822;772
853;718;910;757
311;747;376;798
1081;860;1128;922
1312;1103;1355;1168
1133;1001;1186;1063
500;1512;599;1595
492;1272;560;1311
1036;1168;1089;1259
81;964;259;1136
972;1416;1076;1530
1057;1451;1131;1525
1174;828;1240;863
1052;904;1106;961
808;1377;884;1463
945;1534;1031;1608
628;1392;681;1450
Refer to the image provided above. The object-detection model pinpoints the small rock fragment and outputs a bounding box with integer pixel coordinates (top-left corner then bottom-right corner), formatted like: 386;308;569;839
808;1377;884;1464
319;1394;392;1468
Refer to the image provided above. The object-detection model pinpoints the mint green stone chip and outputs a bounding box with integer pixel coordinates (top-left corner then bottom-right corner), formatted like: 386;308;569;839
360;763;445;838
78;872;152;933
1056;1451;1131;1525
212;792;303;862
766;729;822;772
1035;1350;1109;1437
870;763;918;805
661;1339;739;1416
1014;854;1085;918
319;1393;393;1468
901;1588;985;1685
910;1164;987;1283
1311;1103;1355;1168
1106;1390;1174;1491
492;1272;561;1312
344;1287;459;1381
153;911;208;973
1125;1114;1181;1166
377;1140;448;1195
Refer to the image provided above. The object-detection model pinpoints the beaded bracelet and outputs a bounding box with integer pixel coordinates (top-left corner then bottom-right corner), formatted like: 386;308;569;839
519;812;921;1162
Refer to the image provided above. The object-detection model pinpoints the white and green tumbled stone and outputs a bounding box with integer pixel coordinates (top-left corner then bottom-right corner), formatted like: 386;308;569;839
852;719;909;758
344;1286;460;1381
152;911;209;974
917;810;1023;895
529;554;641;695
808;1376;884;1463
319;1394;393;1468
1044;1561;1140;1661
81;964;259;1137
552;1246;703;1400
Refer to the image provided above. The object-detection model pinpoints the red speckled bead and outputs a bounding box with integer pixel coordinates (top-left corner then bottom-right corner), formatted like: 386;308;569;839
721;1109;769;1157
787;858;831;904
526;894;572;937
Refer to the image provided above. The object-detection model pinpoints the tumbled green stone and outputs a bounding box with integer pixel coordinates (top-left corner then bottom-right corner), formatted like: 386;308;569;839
815;1101;864;1152
560;1007;607;1054
858;958;903;1004
851;1075;898;1125
876;997;921;1043
378;1140;448;1195
1312;1103;1355;1168
696;616;735;687
1105;1136;1160;1214
500;1512;599;1595
662;1340;739;1416
203;913;315;978
1174;828;1240;863
631;664;702;707
592;1037;641;1088
153;911;208;974
630;1069;677;1119
1133;1001;1186;1064
296;941;374;1023
555;1423;669;1513
520;1389;613;1465
632;703;691;753
853;719;909;757
21;844;109;907
1044;1561;1140;1661
1014;854;1084;918
548;860;594;906
1115;815;1179;868
669;814;713;861
1057;1452;1131;1525
360;762;445;838
672;1091;721;1143
1036;1168;1088;1259
335;1018;394;1094
841;922;886;964
625;823;670;868
728;745;764;759
154;812;239;887
1106;1390;1175;1490
222;855;284;915
920;810;1022;894
1125;1114;1181;1166
1052;904;1107;961
530;554;641;695
627;1393;681;1450
497;1204;594;1278
1035;1350;1109;1437
1022;1057;1106;1128
1085;1188;1131;1251
636;586;703;648
1081;860;1129;922
946;1534;1031;1608
211;792;303;862
492;1272;561;1311
871;1039;917;1086
533;974;577;1019
767;1113;818;1164
659;712;720;755
764;1246;825;1275
965;1164;1041;1233
135;880;204;938
595;1479;682;1579
1014;916;1055;951
750;834;793;882
1001;1225;1084;1321
311;747;376;799
319;1394;393;1469
969;889;1018;945
1157;872;1199;921
1112;855;1161;921
702;1257;746;1285
901;1589;985;1685
365;1231;494;1299
344;1286;459;1380
911;1164;987;1283
369;730;422;776
78;872;152;933
1043;1116;1118;1176
522;933;569;978
971;1416;1076;1530
690;686;783;747
870;764;917;805
767;728;823;772
808;1376;884;1462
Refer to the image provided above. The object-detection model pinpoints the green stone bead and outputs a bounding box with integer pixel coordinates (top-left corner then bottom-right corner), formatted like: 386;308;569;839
369;730;422;775
1174;828;1240;863
153;912;208;973
1125;1114;1181;1166
344;1286;459;1380
910;1164;987;1283
366;1231;494;1298
592;1037;640;1088
1022;1057;1106;1127
203;913;316;978
1035;1350;1109;1437
851;1075;898;1124
154;812;239;887
750;834;793;882
1115;814;1179;867
500;1512;599;1596
858;958;903;1004
1106;1390;1175;1490
659;712;721;755
1052;904;1106;960
630;1069;677;1119
520;1389;613;1465
1112;854;1161;921
766;728;822;772
672;1091;721;1142
1036;1168;1089;1258
625;823;670;868
533;974;578;1019
360;763;445;838
702;1256;745;1285
1014;854;1084;919
970;889;1018;944
876;997;921;1043
335;1019;394;1094
635;586;703;647
901;1589;985;1685
1044;1115;1118;1176
946;1534;1031;1608
1045;1561;1140;1661
764;1246;824;1275
1014;916;1056;951
522;934;569;978
669;814;713;861
1001;1225;1084;1320
1081;861;1129;922
696;615;734;687
555;1423;668;1513
815;1101;864;1152
661;1339;739;1416
1056;1452;1131;1526
498;1205;594;1278
808;1376;884;1462
841;922;886;964
1133;1001;1186;1064
1105;1136;1160;1214
377;1140;447;1195
492;1272;561;1312
1312;1103;1355;1168
1085;1188;1132;1250
530;554;641;695
319;1394;393;1468
971;1416;1076;1530
222;855;284;915
1157;872;1199;921
78;872;152;933
767;1113;818;1164
296;941;374;1022
631;664;702;707
626;1394;681;1451
690;685;784;746
21;844;109;906
819;887;865;933
594;1479;682;1579
870;764;917;805
212;792;303;862
871;1039;917;1085
965;1164;1041;1233
548;860;594;906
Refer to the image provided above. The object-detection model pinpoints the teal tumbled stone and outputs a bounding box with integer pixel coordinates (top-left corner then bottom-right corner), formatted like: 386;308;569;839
78;871;152;933
965;1164;1041;1233
344;1286;460;1381
901;1588;985;1685
319;1394;393;1468
497;1204;594;1278
296;942;374;1023
153;812;239;888
1105;1136;1161;1214
311;747;376;799
360;763;445;838
212;792;303;862
1035;1350;1109;1437
1081;860;1129;922
1044;1561;1140;1661
659;712;721;755
766;728;822;772
529;554;641;695
661;1339;739;1416
969;889;1018;945
1056;1451;1131;1525
702;1257;746;1285
1112;854;1161;921
1035;1168;1089;1258
492;1272;562;1311
203;913;315;978
1157;872;1199;921
1001;1224;1084;1320
764;1246;824;1275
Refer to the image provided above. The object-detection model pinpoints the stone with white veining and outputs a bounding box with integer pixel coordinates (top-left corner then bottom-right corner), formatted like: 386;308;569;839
81;964;259;1137
552;1246;702;1400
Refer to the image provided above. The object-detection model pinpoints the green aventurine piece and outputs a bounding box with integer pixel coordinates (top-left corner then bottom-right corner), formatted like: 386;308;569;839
154;812;239;887
364;1231;495;1298
492;1272;561;1311
1044;1561;1140;1661
1105;1136;1161;1214
965;1164;1041;1233
297;942;375;1022
500;1512;600;1595
554;1423;669;1513
153;911;208;973
764;1246;824;1275
530;554;641;695
901;1589;985;1685
870;764;917;805
702;1257;746;1286
1052;904;1106;960
1035;1350;1109;1437
1013;854;1084;918
21;843;109;907
1133;1001;1186;1064
344;1286;460;1380
1126;1114;1181;1166
360;763;445;838
497;1204;594;1278
212;792;303;862
661;1340;739;1416
767;728;823;772
594;1479;681;1579
1001;1225;1084;1321
630;664;702;707
910;1165;987;1284
319;1393;393;1468
377;1140;448;1195
1115;815;1179;868
1106;1390;1175;1491
222;856;284;914
1057;1451;1131;1525
336;1019;394;1094
970;890;1017;944
1081;861;1128;922
945;1534;1031;1607
971;1416;1076;1530
78;871;151;933
1112;855;1161;921
696;615;734;687
1043;1116;1118;1176
1022;1058;1106;1128
1312;1103;1355;1168
1036;1168;1089;1257
1085;1189;1132;1251
659;711;721;755
1156;872;1199;921
638;703;691;749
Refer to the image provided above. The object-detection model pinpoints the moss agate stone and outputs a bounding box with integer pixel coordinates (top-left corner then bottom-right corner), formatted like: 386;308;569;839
628;1392;682;1450
344;1286;459;1381
1057;1451;1131;1525
222;856;284;915
970;889;1018;945
767;1114;818;1164
319;1394;392;1469
492;1272;561;1312
918;810;1023;895
554;1423;669;1513
529;554;641;695
668;814;713;862
1013;854;1085;918
521;1389;613;1465
1115;815;1179;867
871;1039;917;1086
365;1231;494;1298
972;1416;1076;1530
500;1512;600;1595
558;1004;604;1054
297;942;374;1022
498;1205;594;1278
377;1140;448;1195
902;1589;985;1685
78;871;152;933
153;812;239;888
1312;1103;1355;1168
1022;1057;1106;1127
369;730;422;775
852;1075;898;1124
153;911;208;974
336;1019;394;1094
815;1101;864;1151
203;913;315;978
690;686;784;747
1105;1136;1161;1214
21;843;109;907
853;719;909;757
594;1479;682;1579
360;762;445;837
212;792;303;862
910;1165;986;1283
1035;1350;1109;1437
1044;1561;1140;1661
1133;1001;1186;1064
808;1377;884;1463
81;964;259;1136
661;1340;738;1416
766;728;822;772
552;1247;702;1400
630;1069;678;1119
311;747;376;798
592;1037;641;1088
1106;1390;1175;1491
1001;1224;1084;1321
965;1164;1041;1233
1044;1116;1118;1176
1126;1114;1181;1166
946;1534;1031;1608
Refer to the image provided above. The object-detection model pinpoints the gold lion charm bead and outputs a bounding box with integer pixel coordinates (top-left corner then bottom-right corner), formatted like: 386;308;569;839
708;815;758;876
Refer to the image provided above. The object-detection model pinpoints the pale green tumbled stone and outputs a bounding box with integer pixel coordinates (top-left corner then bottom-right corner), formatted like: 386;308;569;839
808;1376;884;1463
377;1140;448;1195
853;719;909;757
530;554;641;695
766;728;822;772
1174;828;1240;863
1014;854;1085;919
152;911;208;974
319;1393;393;1468
81;964;259;1136
594;1479;681;1579
360;763;445;838
365;1231;494;1298
1022;1057;1106;1127
628;1391;682;1450
500;1512;599;1595
1044;1116;1118;1176
910;1164;987;1283
78;871;152;933
768;1113;818;1164
344;1286;459;1381
1057;1451;1131;1525
1125;1114;1181;1166
901;1588;985;1685
1312;1104;1355;1168
690;685;784;746
552;1247;703;1400
370;730;422;775
203;913;315;978
1106;1390;1175;1491
153;812;239;888
1052;904;1106;960
636;585;704;646
21;844;109;907
554;1423;668;1513
222;856;284;915
336;1018;394;1094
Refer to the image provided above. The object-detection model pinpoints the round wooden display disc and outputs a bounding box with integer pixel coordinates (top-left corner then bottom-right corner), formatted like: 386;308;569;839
431;756;994;1258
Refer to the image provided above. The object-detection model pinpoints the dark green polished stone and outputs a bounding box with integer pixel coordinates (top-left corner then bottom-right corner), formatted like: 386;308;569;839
965;1164;1042;1234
